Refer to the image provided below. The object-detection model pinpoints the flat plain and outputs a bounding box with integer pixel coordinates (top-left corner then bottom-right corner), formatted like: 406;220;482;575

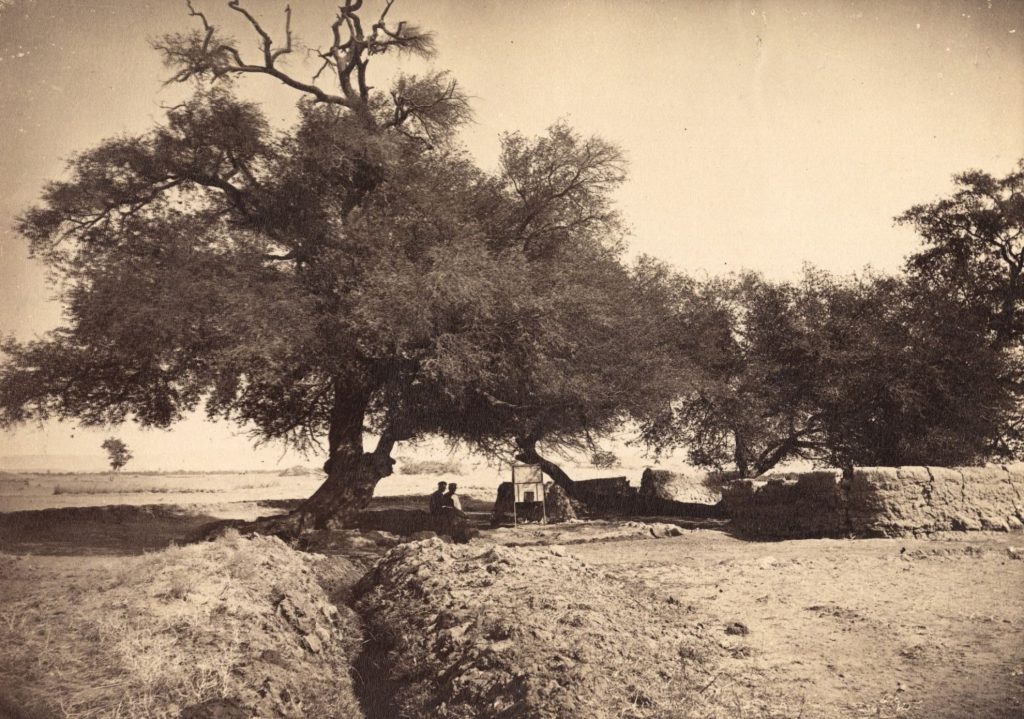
0;469;1021;718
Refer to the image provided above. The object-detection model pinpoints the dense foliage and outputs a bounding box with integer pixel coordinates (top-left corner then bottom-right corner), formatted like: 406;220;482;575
901;162;1024;456
101;438;132;473
1;1;1019;515
0;1;662;524
640;267;1018;476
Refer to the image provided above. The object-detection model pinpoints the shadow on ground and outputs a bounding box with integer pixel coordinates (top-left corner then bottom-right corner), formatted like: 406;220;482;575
0;494;729;556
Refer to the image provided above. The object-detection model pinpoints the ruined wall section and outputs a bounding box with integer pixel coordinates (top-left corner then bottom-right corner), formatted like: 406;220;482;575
722;466;1024;538
719;471;847;538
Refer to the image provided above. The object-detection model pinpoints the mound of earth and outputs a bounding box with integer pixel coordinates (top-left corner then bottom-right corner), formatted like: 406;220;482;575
354;538;786;719
0;532;363;718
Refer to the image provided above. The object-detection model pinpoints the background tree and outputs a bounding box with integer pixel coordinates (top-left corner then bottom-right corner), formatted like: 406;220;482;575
0;1;655;528
901;161;1024;348
358;126;678;502
590;451;620;469
901;161;1024;455
101;438;132;473
640;268;1015;476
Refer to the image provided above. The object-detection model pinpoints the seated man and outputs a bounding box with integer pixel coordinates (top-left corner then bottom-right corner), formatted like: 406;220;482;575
428;480;447;516
444;482;465;516
441;482;475;543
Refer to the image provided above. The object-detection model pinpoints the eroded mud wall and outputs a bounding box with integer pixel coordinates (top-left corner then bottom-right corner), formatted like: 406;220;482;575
719;471;847;538
722;466;1024;538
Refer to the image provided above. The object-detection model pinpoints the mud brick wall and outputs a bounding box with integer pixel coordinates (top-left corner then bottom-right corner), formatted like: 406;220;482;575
848;466;1024;536
719;471;847;538
722;466;1024;538
640;468;739;505
571;476;636;513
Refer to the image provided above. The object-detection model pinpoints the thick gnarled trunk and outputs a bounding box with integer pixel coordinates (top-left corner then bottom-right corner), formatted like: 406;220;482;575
246;380;396;537
294;446;394;530
295;380;399;530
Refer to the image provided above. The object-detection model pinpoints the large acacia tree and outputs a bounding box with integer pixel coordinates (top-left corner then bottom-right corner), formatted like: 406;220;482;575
0;1;646;529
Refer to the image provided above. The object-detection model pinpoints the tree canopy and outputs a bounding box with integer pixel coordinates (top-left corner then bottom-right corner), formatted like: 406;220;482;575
101;438;133;473
901;162;1024;456
901;161;1024;349
0;0;663;527
2;0;1020;520
639;267;1017;476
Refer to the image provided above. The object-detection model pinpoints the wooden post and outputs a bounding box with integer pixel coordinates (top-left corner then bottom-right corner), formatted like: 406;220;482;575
541;478;548;524
511;463;518;527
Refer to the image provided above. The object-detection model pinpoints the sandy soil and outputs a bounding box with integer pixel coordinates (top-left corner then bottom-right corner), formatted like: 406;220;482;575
1;480;1022;718
568;531;1024;719
0;472;326;514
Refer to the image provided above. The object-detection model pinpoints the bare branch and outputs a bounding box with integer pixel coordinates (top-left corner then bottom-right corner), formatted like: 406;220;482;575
186;0;215;49
227;0;274;63
271;5;293;62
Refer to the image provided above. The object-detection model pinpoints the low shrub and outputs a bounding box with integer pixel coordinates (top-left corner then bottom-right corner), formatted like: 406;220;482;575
397;459;464;475
591;450;620;469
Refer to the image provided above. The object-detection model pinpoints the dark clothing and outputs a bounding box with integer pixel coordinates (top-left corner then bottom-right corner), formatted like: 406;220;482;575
430;490;474;543
428;489;447;516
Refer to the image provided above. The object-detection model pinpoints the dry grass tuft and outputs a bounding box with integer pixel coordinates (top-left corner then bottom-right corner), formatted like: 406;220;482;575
0;536;363;718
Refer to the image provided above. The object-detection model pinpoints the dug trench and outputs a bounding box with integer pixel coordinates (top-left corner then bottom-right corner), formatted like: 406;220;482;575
1;502;1022;718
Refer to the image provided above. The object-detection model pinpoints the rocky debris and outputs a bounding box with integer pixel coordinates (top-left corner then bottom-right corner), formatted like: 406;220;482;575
722;465;1024;538
486;519;687;546
296;528;402;559
409;530;439;541
354;538;782;719
724;621;750;636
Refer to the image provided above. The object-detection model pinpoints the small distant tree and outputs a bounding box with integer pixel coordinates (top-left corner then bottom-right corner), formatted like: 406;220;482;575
101;438;132;473
590;450;619;469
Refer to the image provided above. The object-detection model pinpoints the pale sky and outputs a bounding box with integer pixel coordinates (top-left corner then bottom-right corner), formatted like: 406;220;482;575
1;0;1022;470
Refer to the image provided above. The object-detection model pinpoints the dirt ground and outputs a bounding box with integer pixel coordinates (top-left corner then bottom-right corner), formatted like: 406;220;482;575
0;494;1022;718
568;531;1024;719
0;534;365;719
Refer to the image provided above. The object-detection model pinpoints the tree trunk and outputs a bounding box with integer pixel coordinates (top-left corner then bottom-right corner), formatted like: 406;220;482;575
245;381;395;537
514;438;576;495
733;432;752;478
